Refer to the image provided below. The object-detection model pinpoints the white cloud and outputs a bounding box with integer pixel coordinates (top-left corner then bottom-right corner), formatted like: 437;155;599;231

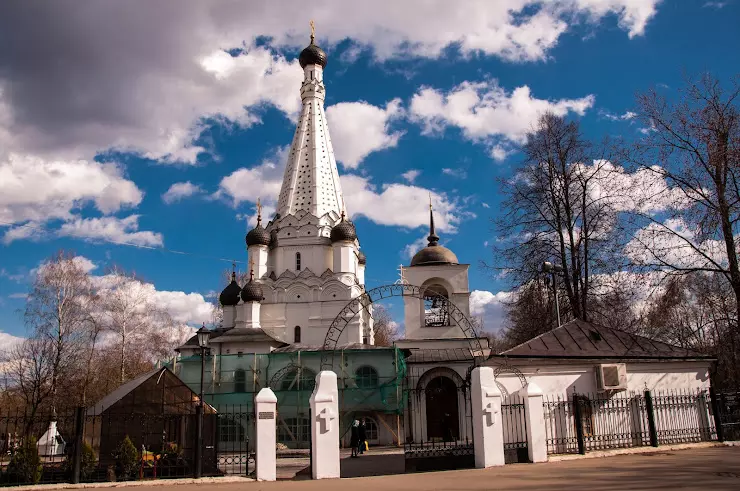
401;169;421;183
490;144;512;161
702;1;727;9
469;290;513;333
216;146;288;207
57;215;163;247
482;202;490;209
0;331;24;350
409;80;595;157
7;293;27;299
0;154;143;226
403;235;430;260
340;174;470;232
0;1;659;167
442;168;467;179
326;99;404;168
600;109;637;121
162;182;203;204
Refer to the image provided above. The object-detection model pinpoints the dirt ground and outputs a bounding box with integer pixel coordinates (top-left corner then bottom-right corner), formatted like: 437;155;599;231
121;446;740;490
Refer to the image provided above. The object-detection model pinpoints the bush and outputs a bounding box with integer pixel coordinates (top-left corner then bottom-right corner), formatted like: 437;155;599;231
6;437;42;484
65;441;98;481
112;436;139;480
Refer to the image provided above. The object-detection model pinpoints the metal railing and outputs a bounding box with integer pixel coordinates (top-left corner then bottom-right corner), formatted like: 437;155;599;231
0;403;253;487
544;389;717;456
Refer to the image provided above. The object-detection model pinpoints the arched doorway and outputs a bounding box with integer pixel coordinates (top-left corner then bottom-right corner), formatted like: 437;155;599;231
425;376;459;441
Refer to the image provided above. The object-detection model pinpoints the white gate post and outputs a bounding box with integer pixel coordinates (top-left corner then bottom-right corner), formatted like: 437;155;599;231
254;388;277;481
471;367;505;468
309;371;340;479
519;381;548;463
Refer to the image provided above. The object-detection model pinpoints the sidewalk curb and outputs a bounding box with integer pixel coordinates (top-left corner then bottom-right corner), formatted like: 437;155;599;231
8;476;253;491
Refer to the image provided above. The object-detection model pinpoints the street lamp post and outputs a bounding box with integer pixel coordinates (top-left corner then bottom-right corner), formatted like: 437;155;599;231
542;261;564;328
194;324;210;479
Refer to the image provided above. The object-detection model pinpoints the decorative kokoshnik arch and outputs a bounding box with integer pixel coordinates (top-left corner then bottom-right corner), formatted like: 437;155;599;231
320;284;485;371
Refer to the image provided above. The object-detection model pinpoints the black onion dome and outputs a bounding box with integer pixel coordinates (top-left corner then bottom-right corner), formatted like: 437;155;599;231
241;279;264;303
410;245;459;266
219;272;241;306
299;37;327;69
410;202;458;266
330;217;357;242
246;223;270;247
357;251;367;265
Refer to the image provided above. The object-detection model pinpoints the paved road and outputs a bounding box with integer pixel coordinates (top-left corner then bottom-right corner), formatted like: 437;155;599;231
191;446;740;490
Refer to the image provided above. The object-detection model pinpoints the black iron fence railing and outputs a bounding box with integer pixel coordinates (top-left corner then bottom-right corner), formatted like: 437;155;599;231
544;389;719;456
0;404;253;487
501;394;528;463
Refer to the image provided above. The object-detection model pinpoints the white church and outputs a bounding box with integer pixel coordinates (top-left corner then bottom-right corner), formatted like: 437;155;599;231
171;29;716;453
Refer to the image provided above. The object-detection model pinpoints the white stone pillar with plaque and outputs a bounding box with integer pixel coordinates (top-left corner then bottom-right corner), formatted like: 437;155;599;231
471;366;505;468
309;371;340;479
254;388;277;481
519;381;548;463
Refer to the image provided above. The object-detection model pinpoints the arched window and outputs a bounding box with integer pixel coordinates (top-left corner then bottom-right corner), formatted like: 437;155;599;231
280;367;316;392
296;252;301;271
423;284;450;327
234;369;247;393
294;326;301;343
355;366;379;389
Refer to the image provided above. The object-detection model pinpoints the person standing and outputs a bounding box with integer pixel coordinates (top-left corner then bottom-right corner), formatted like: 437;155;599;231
350;420;360;458
359;418;367;454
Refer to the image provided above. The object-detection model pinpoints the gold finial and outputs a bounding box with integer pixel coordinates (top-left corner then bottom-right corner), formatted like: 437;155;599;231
248;257;254;281
256;197;262;223
429;192;433;210
310;20;316;42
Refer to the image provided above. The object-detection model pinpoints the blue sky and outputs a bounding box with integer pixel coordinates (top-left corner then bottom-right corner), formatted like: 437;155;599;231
1;0;739;342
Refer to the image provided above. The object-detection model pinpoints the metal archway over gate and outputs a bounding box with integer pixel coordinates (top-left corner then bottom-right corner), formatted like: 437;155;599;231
320;284;485;371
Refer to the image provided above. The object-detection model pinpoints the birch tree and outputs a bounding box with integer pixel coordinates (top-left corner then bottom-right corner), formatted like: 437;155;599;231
23;251;97;411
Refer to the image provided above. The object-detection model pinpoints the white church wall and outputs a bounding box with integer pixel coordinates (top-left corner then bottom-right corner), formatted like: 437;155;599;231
248;245;269;278
492;360;712;397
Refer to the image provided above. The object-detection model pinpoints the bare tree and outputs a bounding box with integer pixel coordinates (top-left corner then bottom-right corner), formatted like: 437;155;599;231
100;267;176;382
625;74;740;370
493;113;624;323
24;251;96;411
4;337;55;431
372;305;399;347
500;280;555;349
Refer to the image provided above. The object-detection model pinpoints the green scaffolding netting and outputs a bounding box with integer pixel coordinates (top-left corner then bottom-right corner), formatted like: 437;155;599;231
162;347;406;448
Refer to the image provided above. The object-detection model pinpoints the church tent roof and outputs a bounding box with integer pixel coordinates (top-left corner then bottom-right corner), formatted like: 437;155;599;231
498;319;713;361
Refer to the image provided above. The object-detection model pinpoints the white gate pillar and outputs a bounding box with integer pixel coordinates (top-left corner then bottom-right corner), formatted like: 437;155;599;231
519;381;548;463
254;388;277;481
471;367;505;468
309;371;340;479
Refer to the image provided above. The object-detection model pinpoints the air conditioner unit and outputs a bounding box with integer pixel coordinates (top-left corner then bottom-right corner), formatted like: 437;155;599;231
595;364;627;392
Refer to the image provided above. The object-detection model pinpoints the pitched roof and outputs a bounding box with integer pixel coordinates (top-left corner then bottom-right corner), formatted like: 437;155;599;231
176;327;287;351
405;348;474;364
499;319;712;360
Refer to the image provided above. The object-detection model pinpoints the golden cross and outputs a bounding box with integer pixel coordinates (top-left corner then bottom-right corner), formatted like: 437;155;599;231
310;20;315;39
429;192;433;210
249;257;254;280
256;197;262;217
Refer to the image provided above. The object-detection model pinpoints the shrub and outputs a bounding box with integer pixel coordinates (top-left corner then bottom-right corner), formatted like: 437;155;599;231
65;441;98;481
6;437;42;484
112;436;139;480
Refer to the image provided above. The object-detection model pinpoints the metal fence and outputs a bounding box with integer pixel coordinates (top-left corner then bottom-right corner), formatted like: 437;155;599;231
501;394;528;463
0;404;253;487
713;389;740;441
544;389;716;455
0;408;78;486
653;391;714;444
